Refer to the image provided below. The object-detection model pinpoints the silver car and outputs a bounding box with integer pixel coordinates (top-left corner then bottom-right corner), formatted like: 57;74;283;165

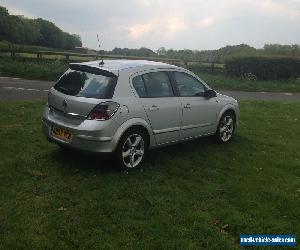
42;60;239;170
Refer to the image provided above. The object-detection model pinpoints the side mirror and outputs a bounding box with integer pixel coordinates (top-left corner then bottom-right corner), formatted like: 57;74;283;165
204;89;217;98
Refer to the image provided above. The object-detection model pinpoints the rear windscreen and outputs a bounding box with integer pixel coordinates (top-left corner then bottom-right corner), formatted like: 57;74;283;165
54;69;117;99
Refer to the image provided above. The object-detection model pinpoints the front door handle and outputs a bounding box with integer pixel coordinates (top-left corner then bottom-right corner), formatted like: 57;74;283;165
149;105;159;111
184;103;191;109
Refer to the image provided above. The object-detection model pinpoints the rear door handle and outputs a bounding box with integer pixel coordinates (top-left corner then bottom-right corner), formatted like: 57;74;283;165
184;103;191;109
149;105;159;111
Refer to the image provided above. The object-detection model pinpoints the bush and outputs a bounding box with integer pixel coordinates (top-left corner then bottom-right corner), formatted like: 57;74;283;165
187;63;224;75
225;56;300;80
240;72;257;81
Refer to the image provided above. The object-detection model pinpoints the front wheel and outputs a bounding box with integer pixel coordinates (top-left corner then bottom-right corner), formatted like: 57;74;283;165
116;129;147;170
215;112;236;143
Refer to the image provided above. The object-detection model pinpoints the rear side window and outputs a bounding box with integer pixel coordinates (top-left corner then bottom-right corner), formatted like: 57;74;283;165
54;69;117;99
132;75;147;97
132;71;174;98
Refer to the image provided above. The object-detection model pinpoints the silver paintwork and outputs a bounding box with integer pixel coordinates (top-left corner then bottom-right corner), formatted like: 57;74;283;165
42;60;239;152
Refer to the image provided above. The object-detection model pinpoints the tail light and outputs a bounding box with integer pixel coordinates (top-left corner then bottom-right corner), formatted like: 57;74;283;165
87;101;120;121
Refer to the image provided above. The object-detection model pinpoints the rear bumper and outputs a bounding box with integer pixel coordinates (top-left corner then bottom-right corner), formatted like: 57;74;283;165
42;107;119;153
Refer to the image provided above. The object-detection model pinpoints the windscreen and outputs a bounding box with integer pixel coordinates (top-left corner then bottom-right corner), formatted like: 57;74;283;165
54;69;117;99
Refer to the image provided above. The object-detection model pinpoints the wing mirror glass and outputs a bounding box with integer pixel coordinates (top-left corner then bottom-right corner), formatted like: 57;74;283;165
204;89;217;98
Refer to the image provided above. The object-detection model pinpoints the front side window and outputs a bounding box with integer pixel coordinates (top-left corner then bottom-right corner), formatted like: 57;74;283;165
54;69;117;99
174;72;206;97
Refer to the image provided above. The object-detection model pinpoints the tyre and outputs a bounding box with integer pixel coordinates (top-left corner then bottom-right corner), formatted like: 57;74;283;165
116;129;147;170
215;112;236;143
58;144;73;152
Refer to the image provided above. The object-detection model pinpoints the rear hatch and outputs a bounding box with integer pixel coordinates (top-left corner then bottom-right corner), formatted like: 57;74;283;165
48;65;118;119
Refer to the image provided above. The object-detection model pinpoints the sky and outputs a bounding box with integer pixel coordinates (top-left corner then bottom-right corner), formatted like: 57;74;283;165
1;0;300;51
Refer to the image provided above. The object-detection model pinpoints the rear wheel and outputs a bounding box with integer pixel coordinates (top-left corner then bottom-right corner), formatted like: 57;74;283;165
215;112;235;143
116;129;147;170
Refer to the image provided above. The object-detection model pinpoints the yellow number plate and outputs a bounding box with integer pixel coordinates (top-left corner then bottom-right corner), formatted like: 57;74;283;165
52;127;72;142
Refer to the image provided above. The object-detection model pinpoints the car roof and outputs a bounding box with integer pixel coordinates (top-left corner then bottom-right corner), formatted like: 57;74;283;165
70;59;180;76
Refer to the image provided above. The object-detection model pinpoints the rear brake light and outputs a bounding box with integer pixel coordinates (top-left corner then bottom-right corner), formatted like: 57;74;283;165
87;101;120;120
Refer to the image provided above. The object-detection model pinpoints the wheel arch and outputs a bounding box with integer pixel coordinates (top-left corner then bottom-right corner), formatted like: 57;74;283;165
111;118;154;151
216;104;238;130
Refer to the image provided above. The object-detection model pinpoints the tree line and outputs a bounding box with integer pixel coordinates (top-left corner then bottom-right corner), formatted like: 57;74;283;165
0;6;82;50
107;44;300;63
1;5;299;61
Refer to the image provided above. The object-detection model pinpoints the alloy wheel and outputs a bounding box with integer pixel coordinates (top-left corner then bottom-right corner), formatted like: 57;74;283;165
219;115;234;142
122;133;145;168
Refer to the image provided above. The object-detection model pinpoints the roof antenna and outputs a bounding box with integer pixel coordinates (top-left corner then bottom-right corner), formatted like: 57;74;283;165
97;34;104;66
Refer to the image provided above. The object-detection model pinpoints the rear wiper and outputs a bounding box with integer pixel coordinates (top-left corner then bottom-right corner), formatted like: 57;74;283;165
56;86;72;95
57;86;68;92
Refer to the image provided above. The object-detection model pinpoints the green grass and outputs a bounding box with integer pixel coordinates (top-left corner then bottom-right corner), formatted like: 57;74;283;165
0;100;299;249
1;57;299;93
0;57;68;81
0;40;62;52
199;73;300;93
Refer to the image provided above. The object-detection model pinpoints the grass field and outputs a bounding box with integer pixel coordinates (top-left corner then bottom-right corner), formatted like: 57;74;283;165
0;40;61;52
1;57;300;93
200;73;300;93
0;57;68;81
0;100;299;249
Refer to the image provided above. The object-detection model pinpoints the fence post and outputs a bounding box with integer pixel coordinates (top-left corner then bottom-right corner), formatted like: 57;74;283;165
211;62;215;74
184;61;188;69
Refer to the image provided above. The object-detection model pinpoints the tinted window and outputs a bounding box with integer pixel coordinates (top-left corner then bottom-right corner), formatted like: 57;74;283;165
174;72;205;97
54;69;117;99
132;75;147;97
142;72;174;97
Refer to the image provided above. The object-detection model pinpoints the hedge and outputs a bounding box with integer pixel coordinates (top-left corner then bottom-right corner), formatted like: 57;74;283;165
225;56;300;80
187;63;224;75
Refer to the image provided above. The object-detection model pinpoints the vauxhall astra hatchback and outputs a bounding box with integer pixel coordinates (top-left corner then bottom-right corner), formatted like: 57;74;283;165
42;60;239;170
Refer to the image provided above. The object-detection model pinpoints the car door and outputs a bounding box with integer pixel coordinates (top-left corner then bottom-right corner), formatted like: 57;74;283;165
131;71;182;145
172;71;220;140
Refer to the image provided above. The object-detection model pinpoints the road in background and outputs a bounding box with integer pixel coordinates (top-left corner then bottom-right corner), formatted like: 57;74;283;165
0;77;52;101
218;90;300;102
1;77;300;102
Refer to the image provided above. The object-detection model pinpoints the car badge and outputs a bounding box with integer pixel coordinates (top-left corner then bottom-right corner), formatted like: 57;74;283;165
62;100;67;113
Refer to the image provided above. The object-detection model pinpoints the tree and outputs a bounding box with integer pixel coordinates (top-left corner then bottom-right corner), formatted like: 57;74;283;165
0;6;8;16
0;5;82;49
157;47;167;56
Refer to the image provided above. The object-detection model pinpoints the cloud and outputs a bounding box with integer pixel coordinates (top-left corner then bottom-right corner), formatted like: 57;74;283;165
127;20;158;39
120;15;186;40
197;16;219;28
135;0;152;7
1;0;299;50
3;4;35;18
166;16;186;35
241;0;300;21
